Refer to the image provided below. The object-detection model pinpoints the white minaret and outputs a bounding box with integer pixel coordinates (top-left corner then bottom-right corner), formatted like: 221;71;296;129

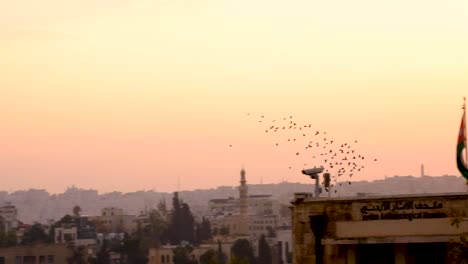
239;168;249;235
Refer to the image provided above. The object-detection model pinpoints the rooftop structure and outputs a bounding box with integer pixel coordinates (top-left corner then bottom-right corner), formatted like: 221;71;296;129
291;192;468;263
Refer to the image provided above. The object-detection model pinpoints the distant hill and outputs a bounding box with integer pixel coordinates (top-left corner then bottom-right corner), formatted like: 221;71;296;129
1;175;466;224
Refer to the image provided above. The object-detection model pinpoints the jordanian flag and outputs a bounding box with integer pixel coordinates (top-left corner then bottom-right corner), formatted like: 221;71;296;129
456;110;468;180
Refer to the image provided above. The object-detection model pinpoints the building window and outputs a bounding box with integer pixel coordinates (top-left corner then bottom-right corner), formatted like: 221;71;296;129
0;257;5;264
23;256;36;264
39;256;45;264
47;255;55;263
15;256;21;264
161;255;165;263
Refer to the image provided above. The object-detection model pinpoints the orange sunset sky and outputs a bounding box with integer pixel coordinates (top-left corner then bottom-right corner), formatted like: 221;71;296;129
1;0;468;193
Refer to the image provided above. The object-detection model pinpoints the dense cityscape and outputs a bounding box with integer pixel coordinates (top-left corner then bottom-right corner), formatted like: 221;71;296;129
0;171;465;263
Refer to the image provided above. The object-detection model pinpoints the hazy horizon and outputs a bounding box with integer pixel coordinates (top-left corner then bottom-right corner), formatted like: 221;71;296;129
2;0;468;193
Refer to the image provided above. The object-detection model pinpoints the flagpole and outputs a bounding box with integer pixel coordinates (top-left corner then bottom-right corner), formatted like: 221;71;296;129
464;97;468;190
464;98;467;167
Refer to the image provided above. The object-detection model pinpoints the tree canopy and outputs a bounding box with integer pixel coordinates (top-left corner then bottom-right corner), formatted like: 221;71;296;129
21;223;50;245
257;235;272;264
231;239;256;264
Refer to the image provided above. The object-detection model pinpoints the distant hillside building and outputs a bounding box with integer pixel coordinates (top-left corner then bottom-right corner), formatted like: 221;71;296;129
53;216;97;248
90;207;137;234
207;169;280;238
148;242;233;264
291;192;468;263
0;203;18;232
0;244;73;264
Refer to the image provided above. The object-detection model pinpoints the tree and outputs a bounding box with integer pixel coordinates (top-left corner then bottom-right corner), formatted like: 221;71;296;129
219;226;230;236
122;234;149;264
173;245;197;264
21;223;50;245
180;203;195;243
94;239;111;264
257;235;272;264
229;256;250;264
266;227;276;238
448;216;468;263
168;192;183;244
67;245;87;264
216;240;227;264
0;217;17;247
73;205;82;217
168;192;195;245
196;217;212;244
3;230;17;247
158;199;168;219
200;249;217;264
143;209;169;245
285;242;292;264
231;239;256;264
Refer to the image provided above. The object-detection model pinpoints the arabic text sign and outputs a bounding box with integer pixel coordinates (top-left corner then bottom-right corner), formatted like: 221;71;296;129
359;200;446;221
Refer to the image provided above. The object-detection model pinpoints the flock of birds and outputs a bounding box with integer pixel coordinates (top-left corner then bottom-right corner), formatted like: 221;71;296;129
229;113;379;193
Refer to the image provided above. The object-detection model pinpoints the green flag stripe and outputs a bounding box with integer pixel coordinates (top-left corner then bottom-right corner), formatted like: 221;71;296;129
456;142;468;180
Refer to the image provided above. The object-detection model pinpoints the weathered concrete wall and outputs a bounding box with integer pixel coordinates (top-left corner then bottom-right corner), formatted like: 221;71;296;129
291;193;468;264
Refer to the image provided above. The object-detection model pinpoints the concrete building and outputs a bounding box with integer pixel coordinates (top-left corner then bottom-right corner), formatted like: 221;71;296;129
53;216;97;249
148;242;233;264
54;226;77;243
91;207;137;234
207;168;281;238
0;244;73;264
0;203;18;232
249;215;277;238
291;192;468;264
209;197;237;215
274;226;293;264
248;195;279;216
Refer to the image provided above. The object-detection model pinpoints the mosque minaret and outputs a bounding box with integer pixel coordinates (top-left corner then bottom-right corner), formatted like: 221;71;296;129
239;167;249;235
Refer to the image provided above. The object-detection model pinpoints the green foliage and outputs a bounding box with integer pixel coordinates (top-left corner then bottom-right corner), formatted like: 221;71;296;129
257;235;272;264
73;205;82;217
451;216;464;228
122;234;149;264
67;245;87;264
59;214;74;224
449;216;468;263
217;240;227;264
140;209;169;245
21;223;50;245
168;192;195;245
449;237;468;264
173;245;197;264
219;226;230;236
196;217;212;244
200;249;217;264
120;207;171;262
0;217;17;247
231;239;256;264
229;256;250;264
94;239;111;264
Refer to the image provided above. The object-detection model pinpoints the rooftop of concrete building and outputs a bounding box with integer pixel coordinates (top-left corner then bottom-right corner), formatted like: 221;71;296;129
293;192;468;204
